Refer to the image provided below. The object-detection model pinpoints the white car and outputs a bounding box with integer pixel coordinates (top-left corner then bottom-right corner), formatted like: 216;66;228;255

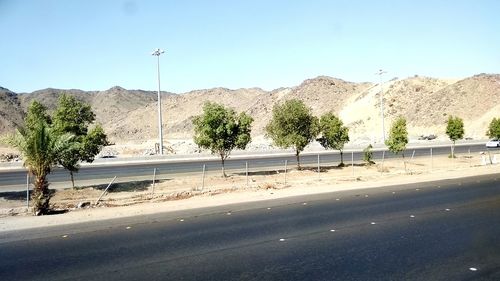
486;139;500;148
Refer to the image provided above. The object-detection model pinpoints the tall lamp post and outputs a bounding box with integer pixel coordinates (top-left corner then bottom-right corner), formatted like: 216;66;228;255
375;69;387;144
152;48;165;155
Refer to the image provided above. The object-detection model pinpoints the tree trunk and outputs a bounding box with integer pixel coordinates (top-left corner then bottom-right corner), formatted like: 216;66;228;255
402;152;407;173
487;149;493;164
70;171;75;189
451;141;455;158
296;150;301;170
33;174;50;215
220;154;226;178
339;150;344;167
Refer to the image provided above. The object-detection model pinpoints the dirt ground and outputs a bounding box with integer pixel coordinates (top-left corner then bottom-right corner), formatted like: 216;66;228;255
0;152;499;232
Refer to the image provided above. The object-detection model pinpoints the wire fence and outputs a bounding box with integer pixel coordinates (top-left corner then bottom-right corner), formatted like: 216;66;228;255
1;148;499;214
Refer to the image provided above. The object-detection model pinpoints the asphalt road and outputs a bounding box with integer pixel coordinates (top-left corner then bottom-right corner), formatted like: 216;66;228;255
1;173;499;280
0;143;495;191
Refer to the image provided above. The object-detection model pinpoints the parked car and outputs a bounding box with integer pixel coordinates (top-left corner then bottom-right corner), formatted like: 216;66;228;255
418;134;437;140
486;139;500;148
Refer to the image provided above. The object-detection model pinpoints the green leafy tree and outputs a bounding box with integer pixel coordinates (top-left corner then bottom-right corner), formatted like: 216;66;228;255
52;94;95;136
385;116;408;171
80;125;109;162
51;94;109;188
193;102;253;177
266;99;319;170
363;144;375;165
24;100;51;131
445;115;464;158
318;112;349;166
486;117;500;139
2;116;74;215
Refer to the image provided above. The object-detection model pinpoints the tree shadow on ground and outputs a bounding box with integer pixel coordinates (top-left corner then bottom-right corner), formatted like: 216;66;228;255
0;189;57;202
301;163;373;173
233;170;282;176
90;179;172;193
0;190;27;201
232;163;374;176
46;209;69;215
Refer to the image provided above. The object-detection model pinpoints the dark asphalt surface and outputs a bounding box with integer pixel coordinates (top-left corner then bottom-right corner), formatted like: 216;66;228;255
1;173;499;280
0;143;495;191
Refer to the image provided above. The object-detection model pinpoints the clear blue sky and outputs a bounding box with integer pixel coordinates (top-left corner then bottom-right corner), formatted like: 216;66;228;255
1;0;499;93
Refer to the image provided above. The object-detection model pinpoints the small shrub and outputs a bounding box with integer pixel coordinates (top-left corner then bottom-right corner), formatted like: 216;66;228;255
363;144;375;165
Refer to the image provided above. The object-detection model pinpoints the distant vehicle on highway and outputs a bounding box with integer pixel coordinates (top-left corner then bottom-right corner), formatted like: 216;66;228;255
418;134;437;140
486;139;500;148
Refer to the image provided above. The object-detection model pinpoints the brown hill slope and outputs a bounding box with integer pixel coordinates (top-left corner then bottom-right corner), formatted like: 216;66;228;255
0;87;24;133
90;86;172;126
339;74;499;141
383;74;499;126
106;76;373;140
13;86;173;136
0;74;499;147
106;87;266;141
18;88;94;111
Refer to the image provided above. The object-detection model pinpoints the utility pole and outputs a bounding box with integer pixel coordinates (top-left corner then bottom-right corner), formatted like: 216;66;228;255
375;69;387;144
152;48;165;155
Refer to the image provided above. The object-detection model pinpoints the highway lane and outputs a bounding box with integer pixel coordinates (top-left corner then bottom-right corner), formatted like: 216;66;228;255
1;174;499;280
0;143;495;191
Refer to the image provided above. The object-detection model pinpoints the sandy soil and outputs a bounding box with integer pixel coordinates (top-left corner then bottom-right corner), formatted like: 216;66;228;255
1;152;499;232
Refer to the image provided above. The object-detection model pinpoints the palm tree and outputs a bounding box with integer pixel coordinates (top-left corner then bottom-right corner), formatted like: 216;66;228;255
4;121;73;215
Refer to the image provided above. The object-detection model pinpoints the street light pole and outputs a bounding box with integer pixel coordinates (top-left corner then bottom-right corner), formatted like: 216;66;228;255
152;48;165;155
375;69;387;144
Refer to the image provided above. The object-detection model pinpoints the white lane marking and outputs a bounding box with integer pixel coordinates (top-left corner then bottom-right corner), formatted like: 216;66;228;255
279;238;286;242
227;212;232;215
469;267;478;271
302;202;307;205
445;208;451;212
179;219;184;222
330;229;336;232
125;226;132;230
392;192;396;194
410;215;415;218
336;198;340;201
61;235;68;238
267;207;271;210
371;222;376;225
416;188;420;191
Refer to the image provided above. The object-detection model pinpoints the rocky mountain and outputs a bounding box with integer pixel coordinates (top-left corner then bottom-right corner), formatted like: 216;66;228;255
1;86;172;135
0;87;24;134
0;73;499;146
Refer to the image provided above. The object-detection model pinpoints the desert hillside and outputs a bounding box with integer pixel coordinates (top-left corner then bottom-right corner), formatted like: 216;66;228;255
0;87;24;133
0;74;498;149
